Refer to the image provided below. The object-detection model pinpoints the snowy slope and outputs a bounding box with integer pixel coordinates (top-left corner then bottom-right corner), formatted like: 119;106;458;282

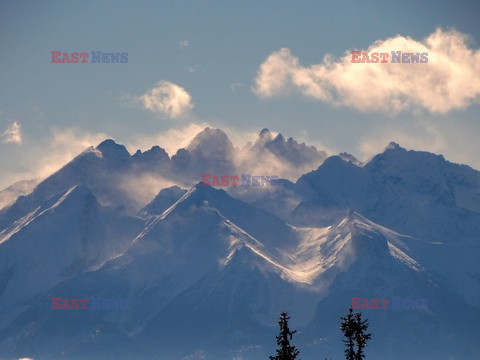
0;185;144;327
139;185;187;216
293;143;480;244
288;143;480;308
1;181;477;359
0;133;479;359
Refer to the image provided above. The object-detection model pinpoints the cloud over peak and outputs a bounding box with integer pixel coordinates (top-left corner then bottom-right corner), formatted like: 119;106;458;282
253;28;480;114
137;80;194;118
2;121;22;144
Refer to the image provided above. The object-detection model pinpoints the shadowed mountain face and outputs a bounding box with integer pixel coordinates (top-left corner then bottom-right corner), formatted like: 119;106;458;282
0;129;479;359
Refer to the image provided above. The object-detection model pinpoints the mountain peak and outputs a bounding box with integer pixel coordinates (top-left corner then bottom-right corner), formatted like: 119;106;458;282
347;209;364;221
339;152;363;166
158;183;224;214
132;145;170;165
188;128;230;149
192;181;227;197
335;210;374;229
258;128;273;141
272;133;285;143
186;128;234;157
259;128;271;137
385;141;403;151
248;129;327;173
96;139;131;159
321;155;349;167
141;186;187;215
336;210;391;259
96;138;119;150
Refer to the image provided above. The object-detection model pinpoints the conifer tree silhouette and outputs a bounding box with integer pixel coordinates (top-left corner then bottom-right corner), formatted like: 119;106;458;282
340;308;356;360
269;312;300;360
353;311;371;360
340;308;371;360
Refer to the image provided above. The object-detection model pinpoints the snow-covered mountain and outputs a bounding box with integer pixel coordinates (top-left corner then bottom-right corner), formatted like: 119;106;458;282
237;128;328;181
288;142;480;307
0;178;40;211
0;129;479;359
139;185;187;216
0;185;144;328
293;142;480;240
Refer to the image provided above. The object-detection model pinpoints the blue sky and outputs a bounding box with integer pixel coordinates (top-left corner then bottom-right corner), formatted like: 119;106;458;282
1;0;479;188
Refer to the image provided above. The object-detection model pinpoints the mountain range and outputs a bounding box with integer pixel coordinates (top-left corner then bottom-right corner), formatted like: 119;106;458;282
0;127;478;360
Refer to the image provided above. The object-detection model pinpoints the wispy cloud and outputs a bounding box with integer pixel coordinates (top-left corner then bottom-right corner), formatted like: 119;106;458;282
1;127;110;189
136;80;194;118
179;39;189;48
119;173;178;209
36;128;109;177
230;82;245;93
357;119;480;170
2;121;22;144
126;122;210;157
253;28;480;114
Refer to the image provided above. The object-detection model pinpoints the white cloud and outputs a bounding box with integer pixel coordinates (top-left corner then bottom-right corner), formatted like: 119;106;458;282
34;127;110;179
2;121;22;144
136;80;194;118
1;127;110;189
253;28;480;114
179;39;189;48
